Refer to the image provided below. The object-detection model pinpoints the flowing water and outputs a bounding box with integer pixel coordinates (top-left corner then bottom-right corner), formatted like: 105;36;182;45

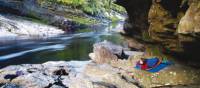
0;22;126;68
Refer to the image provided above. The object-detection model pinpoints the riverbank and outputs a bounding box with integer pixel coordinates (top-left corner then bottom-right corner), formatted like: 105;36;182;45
1;41;200;88
0;0;126;39
0;14;64;39
0;41;143;88
0;21;125;68
1;0;200;87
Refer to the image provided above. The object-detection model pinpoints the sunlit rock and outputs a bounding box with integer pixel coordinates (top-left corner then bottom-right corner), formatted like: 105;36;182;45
0;61;141;88
90;41;143;64
178;1;200;34
0;14;64;38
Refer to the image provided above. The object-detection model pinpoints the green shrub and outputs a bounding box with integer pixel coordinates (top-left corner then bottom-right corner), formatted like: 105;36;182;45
38;0;85;6
57;0;85;6
82;0;103;15
40;0;125;15
38;0;126;23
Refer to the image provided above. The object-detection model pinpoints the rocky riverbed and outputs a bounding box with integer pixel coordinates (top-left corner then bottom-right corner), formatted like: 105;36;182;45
1;41;200;88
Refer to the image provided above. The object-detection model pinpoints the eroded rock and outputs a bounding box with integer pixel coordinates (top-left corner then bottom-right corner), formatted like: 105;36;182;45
0;61;90;88
100;53;200;88
116;0;200;66
69;62;139;88
0;60;141;88
89;41;143;64
178;1;200;34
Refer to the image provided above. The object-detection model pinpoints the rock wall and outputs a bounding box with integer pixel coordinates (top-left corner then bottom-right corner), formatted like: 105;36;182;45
116;0;152;38
116;0;200;66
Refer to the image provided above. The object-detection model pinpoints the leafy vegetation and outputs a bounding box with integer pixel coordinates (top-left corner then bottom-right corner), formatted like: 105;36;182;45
38;0;125;18
36;0;126;26
109;16;120;22
56;0;85;6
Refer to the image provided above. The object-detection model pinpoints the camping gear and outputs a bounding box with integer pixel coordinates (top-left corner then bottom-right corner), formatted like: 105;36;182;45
135;57;172;72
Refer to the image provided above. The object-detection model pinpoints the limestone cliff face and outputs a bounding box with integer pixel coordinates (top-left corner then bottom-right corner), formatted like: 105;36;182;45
116;0;200;64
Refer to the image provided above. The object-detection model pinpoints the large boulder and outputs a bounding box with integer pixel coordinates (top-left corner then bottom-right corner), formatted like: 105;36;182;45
89;41;144;64
89;41;122;64
70;62;139;88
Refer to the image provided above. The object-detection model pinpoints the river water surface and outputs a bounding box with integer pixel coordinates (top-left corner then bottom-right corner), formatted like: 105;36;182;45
0;22;126;68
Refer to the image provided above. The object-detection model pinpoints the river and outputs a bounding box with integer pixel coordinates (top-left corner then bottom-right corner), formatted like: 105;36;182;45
0;22;127;68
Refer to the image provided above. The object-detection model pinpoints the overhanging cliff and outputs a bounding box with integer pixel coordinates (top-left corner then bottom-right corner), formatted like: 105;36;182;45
116;0;200;66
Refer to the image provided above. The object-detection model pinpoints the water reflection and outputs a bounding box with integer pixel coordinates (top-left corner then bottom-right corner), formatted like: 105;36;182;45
0;22;126;68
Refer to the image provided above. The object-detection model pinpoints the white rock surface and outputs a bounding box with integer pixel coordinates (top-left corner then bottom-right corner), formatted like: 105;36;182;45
0;14;64;39
0;61;90;88
0;61;139;88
